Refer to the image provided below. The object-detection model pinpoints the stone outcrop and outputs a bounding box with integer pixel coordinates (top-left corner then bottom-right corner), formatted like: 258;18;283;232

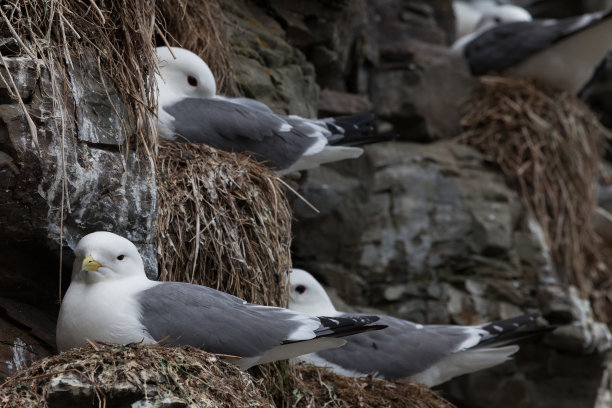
290;141;611;407
0;50;157;378
222;0;474;142
1;0;612;407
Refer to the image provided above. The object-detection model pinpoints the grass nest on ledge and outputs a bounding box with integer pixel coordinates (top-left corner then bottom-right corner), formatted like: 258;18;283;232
155;140;292;307
155;140;293;404
0;344;274;407
458;76;610;322
0;344;455;408
291;365;455;408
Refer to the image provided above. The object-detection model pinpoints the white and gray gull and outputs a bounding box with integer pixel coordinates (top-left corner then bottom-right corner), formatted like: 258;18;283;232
452;8;612;94
56;232;385;370
155;47;377;175
453;1;532;39
289;268;544;387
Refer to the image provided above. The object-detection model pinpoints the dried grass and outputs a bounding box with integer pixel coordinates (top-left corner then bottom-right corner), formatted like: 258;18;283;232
0;344;274;407
458;76;610;319
156;0;239;95
291;365;455;408
0;0;159;157
0;345;455;408
155;140;292;307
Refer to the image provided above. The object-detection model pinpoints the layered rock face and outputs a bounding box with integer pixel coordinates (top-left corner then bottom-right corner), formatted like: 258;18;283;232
0;51;157;378
1;1;611;407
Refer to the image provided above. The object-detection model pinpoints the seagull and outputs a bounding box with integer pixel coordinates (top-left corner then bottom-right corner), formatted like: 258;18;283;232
453;1;532;39
289;268;544;387
155;47;378;175
56;232;385;369
452;8;612;94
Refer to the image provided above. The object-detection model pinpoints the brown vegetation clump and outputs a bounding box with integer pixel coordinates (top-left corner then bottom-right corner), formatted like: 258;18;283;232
0;344;274;408
0;0;159;157
156;0;239;95
155;140;292;307
291;365;456;408
458;76;610;320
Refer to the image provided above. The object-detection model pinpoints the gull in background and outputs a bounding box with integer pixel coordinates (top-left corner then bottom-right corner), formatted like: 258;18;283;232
156;47;378;175
452;7;612;94
453;0;532;39
289;268;545;386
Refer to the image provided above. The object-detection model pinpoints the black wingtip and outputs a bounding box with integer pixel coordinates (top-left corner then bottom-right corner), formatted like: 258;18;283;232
478;312;551;347
477;326;555;348
326;114;378;146
315;315;386;338
281;316;386;345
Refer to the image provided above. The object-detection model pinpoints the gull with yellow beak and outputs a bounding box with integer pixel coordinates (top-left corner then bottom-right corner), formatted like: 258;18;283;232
56;232;385;369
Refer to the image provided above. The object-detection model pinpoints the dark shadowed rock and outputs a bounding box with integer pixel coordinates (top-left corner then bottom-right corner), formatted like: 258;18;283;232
262;0;472;141
0;52;157;379
318;89;373;116
369;40;475;142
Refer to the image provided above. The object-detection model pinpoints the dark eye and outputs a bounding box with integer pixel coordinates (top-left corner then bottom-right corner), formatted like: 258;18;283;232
494;16;502;23
187;75;198;87
295;285;306;294
117;255;125;261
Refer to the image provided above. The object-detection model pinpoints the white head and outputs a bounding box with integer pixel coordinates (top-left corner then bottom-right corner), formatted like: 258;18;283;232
71;231;146;283
289;269;339;316
156;47;217;101
476;5;532;30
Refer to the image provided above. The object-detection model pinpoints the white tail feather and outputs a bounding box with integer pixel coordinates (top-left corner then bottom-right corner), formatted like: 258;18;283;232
409;345;520;387
234;337;346;370
278;146;364;175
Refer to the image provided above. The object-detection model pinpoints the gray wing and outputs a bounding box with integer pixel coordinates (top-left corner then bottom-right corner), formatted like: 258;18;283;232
225;97;275;114
312;313;540;380
138;282;320;358
465;10;612;75
312;314;482;380
162;97;318;170
137;283;382;359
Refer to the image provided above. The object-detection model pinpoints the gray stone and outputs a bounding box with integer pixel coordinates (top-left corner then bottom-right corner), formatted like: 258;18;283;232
545;287;612;354
0;54;158;280
222;0;319;117
44;373;96;408
383;284;405;301
369;42;475;142
318;89;373;116
0;57;38;103
69;51;131;145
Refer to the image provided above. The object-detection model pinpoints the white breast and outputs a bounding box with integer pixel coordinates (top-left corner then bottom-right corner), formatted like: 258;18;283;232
56;277;159;351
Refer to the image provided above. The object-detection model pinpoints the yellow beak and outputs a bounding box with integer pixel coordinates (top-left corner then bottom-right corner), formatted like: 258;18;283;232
82;255;102;272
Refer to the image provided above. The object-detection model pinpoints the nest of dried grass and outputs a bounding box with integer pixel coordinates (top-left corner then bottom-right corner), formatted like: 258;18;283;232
291;365;455;408
458;76;609;315
155;140;292;307
0;344;274;407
